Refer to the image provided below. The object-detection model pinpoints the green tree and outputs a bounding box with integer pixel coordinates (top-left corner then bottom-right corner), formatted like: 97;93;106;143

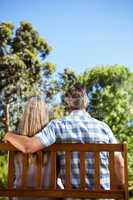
0;21;56;138
80;65;133;138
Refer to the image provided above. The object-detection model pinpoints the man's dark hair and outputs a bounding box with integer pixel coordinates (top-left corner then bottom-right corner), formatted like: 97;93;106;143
63;83;88;112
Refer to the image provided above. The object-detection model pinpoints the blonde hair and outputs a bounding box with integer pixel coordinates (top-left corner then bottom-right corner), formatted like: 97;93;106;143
18;96;48;137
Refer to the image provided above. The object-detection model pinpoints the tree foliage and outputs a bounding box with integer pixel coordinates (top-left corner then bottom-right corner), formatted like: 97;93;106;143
0;21;56;135
80;65;133;138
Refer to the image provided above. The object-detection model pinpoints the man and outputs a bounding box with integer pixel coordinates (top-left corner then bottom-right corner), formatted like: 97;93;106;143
4;83;124;189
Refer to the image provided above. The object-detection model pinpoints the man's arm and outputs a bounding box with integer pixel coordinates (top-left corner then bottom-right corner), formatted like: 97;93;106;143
4;132;44;153
114;153;125;186
103;123;125;186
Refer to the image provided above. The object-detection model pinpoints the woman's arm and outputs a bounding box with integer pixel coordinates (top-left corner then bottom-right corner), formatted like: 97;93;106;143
4;132;44;153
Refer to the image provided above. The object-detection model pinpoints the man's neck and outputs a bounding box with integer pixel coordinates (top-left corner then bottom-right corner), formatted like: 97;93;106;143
70;109;86;113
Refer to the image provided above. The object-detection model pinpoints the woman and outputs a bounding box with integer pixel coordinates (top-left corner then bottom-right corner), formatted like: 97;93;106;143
13;96;51;200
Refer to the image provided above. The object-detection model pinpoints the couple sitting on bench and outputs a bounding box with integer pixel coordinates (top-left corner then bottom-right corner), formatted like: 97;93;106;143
4;83;124;199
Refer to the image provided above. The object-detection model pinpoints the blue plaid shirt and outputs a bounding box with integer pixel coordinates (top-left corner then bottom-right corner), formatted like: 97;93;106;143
36;110;117;189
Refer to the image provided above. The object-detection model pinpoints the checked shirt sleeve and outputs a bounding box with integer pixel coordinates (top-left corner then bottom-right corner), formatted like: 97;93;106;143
102;122;123;158
35;120;57;147
102;122;118;144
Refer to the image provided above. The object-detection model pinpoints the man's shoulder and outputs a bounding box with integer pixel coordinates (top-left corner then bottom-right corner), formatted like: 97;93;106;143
90;117;111;131
88;116;103;124
48;118;68;126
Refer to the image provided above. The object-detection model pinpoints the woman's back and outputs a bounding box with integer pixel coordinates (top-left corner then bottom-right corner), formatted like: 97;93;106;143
14;152;51;188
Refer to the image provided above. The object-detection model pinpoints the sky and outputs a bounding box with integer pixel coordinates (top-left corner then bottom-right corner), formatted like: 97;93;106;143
0;0;133;74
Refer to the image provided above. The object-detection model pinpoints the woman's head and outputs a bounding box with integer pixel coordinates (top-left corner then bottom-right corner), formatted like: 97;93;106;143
18;96;48;137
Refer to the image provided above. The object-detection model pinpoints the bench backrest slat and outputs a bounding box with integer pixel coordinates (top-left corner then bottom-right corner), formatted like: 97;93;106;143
22;154;28;188
123;142;128;200
79;151;86;189
65;151;71;189
8;151;15;188
109;151;116;190
94;151;100;189
50;151;56;189
36;151;43;188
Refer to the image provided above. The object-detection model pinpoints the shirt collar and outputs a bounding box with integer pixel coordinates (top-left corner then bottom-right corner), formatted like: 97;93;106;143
70;110;91;118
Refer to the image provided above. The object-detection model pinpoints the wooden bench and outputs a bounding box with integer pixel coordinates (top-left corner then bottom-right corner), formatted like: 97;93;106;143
0;142;128;199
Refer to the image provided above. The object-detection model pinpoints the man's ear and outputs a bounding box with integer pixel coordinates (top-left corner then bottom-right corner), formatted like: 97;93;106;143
84;93;89;110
